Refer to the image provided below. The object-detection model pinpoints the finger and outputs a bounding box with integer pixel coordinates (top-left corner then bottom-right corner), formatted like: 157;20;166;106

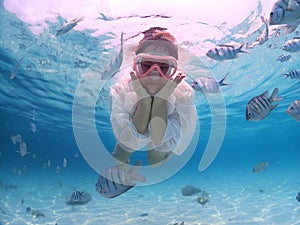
130;71;137;81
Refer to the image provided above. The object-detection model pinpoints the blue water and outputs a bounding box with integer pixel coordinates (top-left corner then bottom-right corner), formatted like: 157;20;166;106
1;1;300;224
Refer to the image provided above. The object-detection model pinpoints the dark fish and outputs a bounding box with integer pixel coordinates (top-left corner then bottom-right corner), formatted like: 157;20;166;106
252;161;269;173
71;190;84;201
26;207;31;213
95;161;146;198
246;88;283;121
296;191;300;202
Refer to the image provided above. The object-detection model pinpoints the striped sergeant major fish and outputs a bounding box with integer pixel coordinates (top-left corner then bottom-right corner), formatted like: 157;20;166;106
101;32;124;80
269;0;300;25
191;73;229;94
282;37;300;52
71;190;84;201
56;17;84;36
95;161;146;198
283;69;300;79
269;0;300;34
206;43;247;61
276;54;291;62
246;88;283;121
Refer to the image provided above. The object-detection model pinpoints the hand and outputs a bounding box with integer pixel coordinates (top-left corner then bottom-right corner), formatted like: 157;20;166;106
130;71;150;100
155;73;185;99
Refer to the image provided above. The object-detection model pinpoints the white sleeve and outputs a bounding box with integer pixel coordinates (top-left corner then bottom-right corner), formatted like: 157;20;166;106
110;79;151;151
166;81;197;155
110;77;197;155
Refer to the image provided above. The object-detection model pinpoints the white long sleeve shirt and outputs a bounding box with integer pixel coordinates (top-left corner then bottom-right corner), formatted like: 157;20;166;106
110;70;197;155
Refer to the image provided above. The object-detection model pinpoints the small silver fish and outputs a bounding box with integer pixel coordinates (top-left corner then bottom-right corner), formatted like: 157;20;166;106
191;73;229;94
63;158;67;168
17;142;29;157
246;88;283;121
10;56;24;80
283;69;300;79
286;100;300;121
247;16;269;49
253;161;269;173
101;32;124;80
56;17;84;36
276;54;291;62
95;161;146;198
10;134;22;144
32;110;37;121
206;43;247;61
30;122;37;133
282;37;300;52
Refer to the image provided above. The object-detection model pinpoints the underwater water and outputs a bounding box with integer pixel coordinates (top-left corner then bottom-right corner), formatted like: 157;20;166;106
1;0;300;224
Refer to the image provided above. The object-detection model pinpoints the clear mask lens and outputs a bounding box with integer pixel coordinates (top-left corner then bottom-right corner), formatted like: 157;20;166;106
134;53;177;78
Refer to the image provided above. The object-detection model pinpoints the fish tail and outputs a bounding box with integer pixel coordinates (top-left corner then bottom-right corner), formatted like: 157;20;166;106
238;43;249;54
260;15;267;24
218;72;230;86
121;32;124;47
270;88;283;102
282;73;289;79
78;17;84;22
283;23;298;35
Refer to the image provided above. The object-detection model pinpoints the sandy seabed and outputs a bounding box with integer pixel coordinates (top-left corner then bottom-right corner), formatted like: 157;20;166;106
1;167;300;225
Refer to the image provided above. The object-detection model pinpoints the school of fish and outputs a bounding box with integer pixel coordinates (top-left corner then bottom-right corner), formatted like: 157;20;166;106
6;0;300;199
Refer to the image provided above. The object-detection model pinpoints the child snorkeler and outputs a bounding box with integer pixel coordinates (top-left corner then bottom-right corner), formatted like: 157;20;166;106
109;27;197;165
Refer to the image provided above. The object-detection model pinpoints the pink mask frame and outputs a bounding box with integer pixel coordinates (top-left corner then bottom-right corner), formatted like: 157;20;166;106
133;53;177;79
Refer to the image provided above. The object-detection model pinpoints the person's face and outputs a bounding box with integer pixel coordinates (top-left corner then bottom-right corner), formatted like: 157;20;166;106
134;47;177;95
139;69;169;95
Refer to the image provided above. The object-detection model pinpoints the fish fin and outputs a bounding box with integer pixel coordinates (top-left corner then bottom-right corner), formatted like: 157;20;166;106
260;16;267;24
283;23;298;35
217;44;234;48
270;104;279;111
130;174;147;182
282;73;289;79
128;160;147;182
218;73;230;86
261;90;269;98
270;87;283;102
120;32;124;49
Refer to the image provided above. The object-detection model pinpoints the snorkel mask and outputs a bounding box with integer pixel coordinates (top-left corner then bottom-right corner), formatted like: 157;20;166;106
133;53;178;79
